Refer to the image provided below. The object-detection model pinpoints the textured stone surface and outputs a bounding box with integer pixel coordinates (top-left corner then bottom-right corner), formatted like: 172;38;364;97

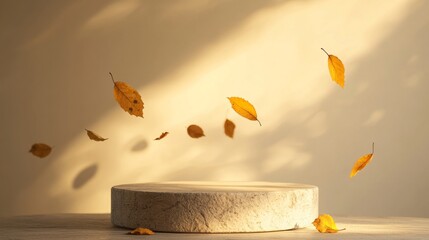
111;181;318;233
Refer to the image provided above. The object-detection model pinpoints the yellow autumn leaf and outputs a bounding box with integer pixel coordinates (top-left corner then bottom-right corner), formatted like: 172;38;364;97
187;124;205;138
110;72;144;117
154;132;169;140
350;143;375;178
29;143;52;158
313;214;344;233
85;129;108;141
129;227;155;235
321;48;345;88
227;97;261;126
224;119;236;138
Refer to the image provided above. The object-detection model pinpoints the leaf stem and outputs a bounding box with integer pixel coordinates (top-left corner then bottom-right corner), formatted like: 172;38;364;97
372;142;375;154
109;72;116;84
257;119;262;126
321;48;330;56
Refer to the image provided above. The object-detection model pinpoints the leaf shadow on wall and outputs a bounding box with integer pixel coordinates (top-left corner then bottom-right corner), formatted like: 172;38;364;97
73;164;98;190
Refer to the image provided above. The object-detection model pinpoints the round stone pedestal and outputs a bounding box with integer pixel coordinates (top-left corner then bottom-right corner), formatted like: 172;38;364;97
111;181;318;233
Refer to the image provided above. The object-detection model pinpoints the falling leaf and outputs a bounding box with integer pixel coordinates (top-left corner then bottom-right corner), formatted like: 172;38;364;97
85;129;108;141
129;227;155;235
313;214;344;233
224;119;236;138
227;97;261;126
187;125;205;138
350;143;375;178
110;72;144;117
29;143;52;158
154;132;169;140
321;48;345;88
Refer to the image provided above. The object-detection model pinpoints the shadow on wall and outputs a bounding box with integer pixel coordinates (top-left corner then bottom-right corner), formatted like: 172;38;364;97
0;0;289;216
158;0;429;217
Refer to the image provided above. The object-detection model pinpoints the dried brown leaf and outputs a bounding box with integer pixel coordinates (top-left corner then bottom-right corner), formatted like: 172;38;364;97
187;125;205;138
85;129;108;141
29;143;52;158
224;119;236;138
154;132;169;140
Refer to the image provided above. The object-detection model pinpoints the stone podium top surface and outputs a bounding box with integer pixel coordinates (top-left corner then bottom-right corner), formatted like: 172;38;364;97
112;181;317;193
1;214;428;240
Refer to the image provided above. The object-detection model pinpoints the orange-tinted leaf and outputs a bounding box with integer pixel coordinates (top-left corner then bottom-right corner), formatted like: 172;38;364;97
29;143;52;158
187;125;205;138
154;132;169;140
321;48;345;88
85;129;108;141
350;143;375;178
313;214;343;233
129;227;155;235
110;72;144;117
224;119;236;138
228;97;261;126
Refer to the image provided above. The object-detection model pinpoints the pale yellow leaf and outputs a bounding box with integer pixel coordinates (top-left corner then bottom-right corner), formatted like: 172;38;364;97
224;119;236;138
129;227;155;235
85;129;108;141
227;97;261;126
110;72;144;117
321;48;345;88
187;125;205;138
313;214;344;233
350;143;375;178
29;143;52;158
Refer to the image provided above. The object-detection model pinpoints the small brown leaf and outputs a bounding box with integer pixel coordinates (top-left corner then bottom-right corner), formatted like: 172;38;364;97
129;227;155;235
224;119;236;138
154;132;169;140
29;143;52;158
187;125;205;138
110;72;144;117
85;129;108;141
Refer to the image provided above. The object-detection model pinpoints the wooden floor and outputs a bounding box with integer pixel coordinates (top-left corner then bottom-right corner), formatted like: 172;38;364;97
1;214;428;239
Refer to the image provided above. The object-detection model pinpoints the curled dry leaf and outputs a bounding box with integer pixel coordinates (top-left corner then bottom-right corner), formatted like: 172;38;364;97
154;132;169;140
129;227;155;235
321;48;345;88
350;143;375;178
224;119;236;138
228;97;261;126
110;72;144;117
313;214;344;233
29;143;52;158
187;125;205;138
85;129;108;141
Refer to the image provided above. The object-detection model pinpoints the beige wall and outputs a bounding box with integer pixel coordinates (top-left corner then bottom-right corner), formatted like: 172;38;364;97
1;0;428;217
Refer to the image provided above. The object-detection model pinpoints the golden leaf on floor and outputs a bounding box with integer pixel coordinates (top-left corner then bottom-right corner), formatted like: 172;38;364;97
129;227;155;235
313;214;344;233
